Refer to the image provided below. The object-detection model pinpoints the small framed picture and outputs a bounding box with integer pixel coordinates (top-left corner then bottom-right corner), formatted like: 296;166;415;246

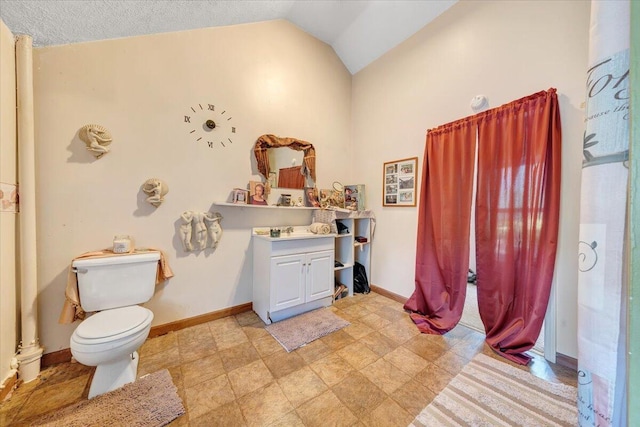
249;181;268;205
304;187;320;207
232;188;248;204
383;157;418;207
344;184;365;211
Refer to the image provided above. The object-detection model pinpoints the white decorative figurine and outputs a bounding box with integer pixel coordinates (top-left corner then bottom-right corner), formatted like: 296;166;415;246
204;212;223;249
142;178;169;207
194;212;208;250
180;210;223;252
180;211;194;252
79;124;112;158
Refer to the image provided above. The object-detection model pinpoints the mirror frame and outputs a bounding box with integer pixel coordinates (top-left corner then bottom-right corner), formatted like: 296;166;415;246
253;134;316;183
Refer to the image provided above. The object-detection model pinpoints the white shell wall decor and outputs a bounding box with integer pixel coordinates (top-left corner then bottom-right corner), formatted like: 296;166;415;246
142;178;169;207
180;211;223;252
79;124;112;158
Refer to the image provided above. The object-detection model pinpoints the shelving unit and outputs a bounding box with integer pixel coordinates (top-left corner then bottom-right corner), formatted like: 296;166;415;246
333;216;372;298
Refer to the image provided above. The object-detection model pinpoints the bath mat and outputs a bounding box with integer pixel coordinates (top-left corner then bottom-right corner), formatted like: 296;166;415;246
409;353;577;426
266;308;350;352
29;369;185;427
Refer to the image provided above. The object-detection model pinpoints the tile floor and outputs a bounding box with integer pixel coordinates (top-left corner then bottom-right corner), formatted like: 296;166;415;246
1;292;577;426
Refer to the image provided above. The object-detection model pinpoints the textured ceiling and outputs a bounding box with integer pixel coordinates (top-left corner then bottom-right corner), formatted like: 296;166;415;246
0;0;456;74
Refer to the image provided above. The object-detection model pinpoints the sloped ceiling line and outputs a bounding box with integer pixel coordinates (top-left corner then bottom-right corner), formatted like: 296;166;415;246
0;0;456;74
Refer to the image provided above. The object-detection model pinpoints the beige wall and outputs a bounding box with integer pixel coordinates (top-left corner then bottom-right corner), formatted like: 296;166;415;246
0;19;18;386
351;0;590;358
32;20;353;352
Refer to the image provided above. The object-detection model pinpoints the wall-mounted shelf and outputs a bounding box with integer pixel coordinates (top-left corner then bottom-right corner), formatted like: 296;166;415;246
213;201;317;210
334;263;353;271
335;233;353;238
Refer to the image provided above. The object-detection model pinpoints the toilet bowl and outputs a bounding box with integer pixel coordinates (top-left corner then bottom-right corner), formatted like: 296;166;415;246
69;251;160;398
71;305;154;398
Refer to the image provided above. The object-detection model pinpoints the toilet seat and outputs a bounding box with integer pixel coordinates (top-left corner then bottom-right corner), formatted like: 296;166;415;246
73;306;153;346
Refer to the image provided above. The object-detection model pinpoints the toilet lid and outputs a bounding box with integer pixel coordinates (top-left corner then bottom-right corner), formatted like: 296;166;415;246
75;306;152;341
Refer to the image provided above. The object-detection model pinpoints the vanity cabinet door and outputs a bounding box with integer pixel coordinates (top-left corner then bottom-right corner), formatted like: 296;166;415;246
306;250;334;302
270;254;305;311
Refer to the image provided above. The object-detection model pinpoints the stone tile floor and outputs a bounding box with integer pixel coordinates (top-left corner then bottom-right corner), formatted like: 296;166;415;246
1;292;577;426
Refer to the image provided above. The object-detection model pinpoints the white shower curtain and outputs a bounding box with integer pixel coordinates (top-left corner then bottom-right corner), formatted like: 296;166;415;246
577;1;629;426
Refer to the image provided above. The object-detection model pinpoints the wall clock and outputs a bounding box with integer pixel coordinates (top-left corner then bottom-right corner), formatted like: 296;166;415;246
183;103;236;148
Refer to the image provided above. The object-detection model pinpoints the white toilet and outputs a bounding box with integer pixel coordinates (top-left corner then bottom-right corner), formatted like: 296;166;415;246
70;252;160;399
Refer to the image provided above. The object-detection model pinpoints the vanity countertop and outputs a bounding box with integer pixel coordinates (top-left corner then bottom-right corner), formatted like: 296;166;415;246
252;226;335;241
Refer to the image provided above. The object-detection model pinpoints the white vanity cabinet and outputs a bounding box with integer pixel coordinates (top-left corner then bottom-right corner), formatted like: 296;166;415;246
253;233;335;324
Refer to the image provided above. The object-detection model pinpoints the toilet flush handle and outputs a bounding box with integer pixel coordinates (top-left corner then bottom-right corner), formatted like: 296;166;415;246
72;267;88;274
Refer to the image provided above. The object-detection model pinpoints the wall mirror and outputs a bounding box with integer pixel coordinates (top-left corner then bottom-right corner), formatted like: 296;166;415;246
268;149;305;189
254;134;316;190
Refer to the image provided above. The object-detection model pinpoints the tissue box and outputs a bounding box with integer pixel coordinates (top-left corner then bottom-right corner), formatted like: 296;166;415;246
344;185;365;211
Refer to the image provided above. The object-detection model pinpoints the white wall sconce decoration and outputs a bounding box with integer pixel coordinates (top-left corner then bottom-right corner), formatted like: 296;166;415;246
142;178;169;207
79;124;112;158
179;211;223;252
470;95;489;113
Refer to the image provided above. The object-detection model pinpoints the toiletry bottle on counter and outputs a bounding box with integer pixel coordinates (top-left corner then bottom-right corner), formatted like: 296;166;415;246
113;235;133;253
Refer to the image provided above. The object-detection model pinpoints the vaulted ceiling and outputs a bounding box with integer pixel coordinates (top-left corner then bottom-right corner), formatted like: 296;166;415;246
0;0;457;74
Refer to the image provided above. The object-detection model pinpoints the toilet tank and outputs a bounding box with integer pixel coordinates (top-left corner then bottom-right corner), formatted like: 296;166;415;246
72;252;161;312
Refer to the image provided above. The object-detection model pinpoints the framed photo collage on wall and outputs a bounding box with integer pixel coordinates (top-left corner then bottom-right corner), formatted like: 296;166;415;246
383;157;418;207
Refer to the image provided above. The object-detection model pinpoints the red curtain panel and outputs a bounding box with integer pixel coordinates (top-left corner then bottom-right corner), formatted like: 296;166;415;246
403;118;477;334
405;88;561;365
475;89;561;364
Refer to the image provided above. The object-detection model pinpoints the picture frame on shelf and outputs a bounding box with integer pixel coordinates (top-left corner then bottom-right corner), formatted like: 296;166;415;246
232;188;249;204
319;182;345;209
249;181;268;205
383;157;418;207
304;187;320;207
344;184;365;211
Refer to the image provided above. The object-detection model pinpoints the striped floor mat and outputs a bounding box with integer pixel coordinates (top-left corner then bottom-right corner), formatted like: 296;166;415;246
410;353;577;426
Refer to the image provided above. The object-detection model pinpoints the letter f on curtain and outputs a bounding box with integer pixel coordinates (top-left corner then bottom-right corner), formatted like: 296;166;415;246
405;89;561;365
